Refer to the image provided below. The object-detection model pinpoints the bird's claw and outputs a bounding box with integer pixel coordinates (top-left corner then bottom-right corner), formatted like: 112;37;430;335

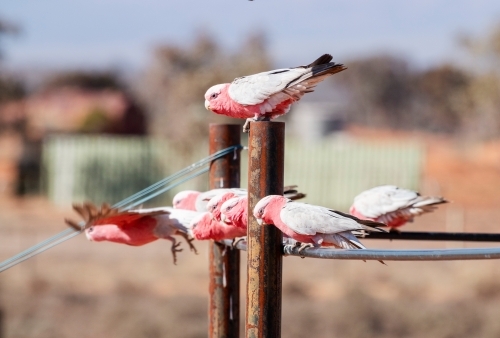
171;242;183;265
186;238;198;255
243;119;253;133
297;243;314;258
179;232;198;255
231;237;245;249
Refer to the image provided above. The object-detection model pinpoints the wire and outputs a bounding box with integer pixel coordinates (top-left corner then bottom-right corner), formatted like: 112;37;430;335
0;145;243;273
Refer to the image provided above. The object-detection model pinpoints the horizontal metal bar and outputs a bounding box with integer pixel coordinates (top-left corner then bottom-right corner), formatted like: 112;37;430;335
283;246;500;261
220;240;500;261
364;231;500;242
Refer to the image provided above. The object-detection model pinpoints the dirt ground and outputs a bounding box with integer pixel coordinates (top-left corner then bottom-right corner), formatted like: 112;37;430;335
1;128;500;338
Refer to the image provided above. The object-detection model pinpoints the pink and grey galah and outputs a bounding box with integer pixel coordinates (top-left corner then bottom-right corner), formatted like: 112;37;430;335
206;191;247;221
172;190;201;211
349;185;448;230
204;54;346;132
173;188;247;212
174;186;306;213
207;186;306;221
220;196;248;230
253;195;385;252
189;211;246;241
65;202;200;264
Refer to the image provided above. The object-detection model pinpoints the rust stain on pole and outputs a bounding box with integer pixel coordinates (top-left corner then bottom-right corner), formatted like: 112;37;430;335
246;121;284;338
209;124;241;338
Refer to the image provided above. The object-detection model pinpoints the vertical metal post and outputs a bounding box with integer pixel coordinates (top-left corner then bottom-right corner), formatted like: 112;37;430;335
246;121;284;338
209;124;241;338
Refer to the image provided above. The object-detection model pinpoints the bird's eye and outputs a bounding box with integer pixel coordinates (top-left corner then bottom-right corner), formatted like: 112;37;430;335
88;227;93;233
210;93;218;99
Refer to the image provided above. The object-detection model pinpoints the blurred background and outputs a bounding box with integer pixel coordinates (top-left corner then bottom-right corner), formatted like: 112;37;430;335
1;1;500;337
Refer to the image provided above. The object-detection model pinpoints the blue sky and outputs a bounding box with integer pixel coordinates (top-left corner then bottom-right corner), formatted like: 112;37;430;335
2;0;500;70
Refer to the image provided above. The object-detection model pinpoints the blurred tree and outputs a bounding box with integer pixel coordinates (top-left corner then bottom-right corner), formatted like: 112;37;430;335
413;64;471;133
459;23;500;139
139;32;271;150
338;56;472;135
43;70;124;91
0;16;20;60
338;55;414;129
0;17;25;104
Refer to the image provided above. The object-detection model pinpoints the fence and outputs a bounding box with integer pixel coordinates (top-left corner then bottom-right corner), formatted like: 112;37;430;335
42;135;207;206
43;135;423;210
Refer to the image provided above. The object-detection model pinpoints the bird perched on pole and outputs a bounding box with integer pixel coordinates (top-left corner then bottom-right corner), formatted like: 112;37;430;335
174;186;306;213
204;54;346;132
173;188;247;212
206;185;306;222
220;196;248;230
172;190;201;211
253;195;385;253
349;185;448;230
189;212;246;241
65;202;200;264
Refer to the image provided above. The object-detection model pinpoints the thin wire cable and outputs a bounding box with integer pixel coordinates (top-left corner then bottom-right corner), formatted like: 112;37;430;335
0;229;82;272
123;167;209;209
114;145;242;209
0;145;242;272
0;228;76;269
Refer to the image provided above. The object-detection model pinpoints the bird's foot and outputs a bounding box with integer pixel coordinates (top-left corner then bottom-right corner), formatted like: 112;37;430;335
389;228;401;234
297;243;314;258
231;237;246;249
170;242;183;265
186;238;198;255
243;118;254;133
180;233;198;254
243;116;271;133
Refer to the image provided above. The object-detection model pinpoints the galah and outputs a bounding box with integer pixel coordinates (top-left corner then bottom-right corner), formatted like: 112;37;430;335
189;212;246;241
204;54;346;132
195;188;247;212
220;196;248;230
172;190;201;211
207;185;307;221
65;202;200;264
253;195;385;252
206;191;247;221
349;185;448;230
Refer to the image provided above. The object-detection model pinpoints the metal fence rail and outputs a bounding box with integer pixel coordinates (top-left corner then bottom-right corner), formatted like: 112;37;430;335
221;240;500;261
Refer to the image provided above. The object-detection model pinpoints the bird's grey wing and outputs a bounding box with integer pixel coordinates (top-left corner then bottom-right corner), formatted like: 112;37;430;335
353;185;420;218
280;202;365;236
160;209;204;232
228;68;309;105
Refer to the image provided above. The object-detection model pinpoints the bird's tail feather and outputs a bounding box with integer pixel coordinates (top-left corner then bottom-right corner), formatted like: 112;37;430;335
334;210;388;231
306;54;333;67
311;63;347;77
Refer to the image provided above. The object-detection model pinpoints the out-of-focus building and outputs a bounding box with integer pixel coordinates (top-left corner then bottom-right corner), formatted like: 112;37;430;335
0;87;147;196
288;102;347;142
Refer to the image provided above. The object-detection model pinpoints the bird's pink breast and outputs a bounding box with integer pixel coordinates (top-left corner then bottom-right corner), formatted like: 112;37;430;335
89;217;158;246
193;216;245;240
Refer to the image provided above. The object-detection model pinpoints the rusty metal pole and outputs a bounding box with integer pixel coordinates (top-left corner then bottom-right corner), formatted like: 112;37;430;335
246;121;284;338
209;124;241;338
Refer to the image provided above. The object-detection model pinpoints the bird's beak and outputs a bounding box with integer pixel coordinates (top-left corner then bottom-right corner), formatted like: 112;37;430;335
204;100;211;111
256;218;263;225
220;213;226;223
